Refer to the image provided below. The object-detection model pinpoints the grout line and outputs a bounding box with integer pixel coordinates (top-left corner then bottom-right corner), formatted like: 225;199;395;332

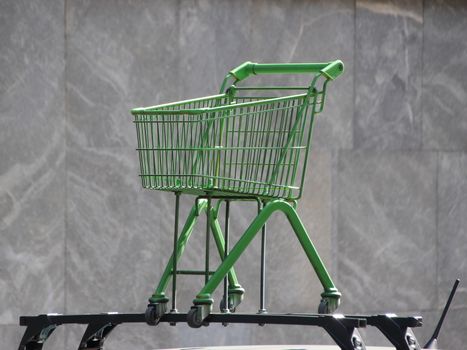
63;0;69;347
420;0;425;150
435;150;440;309
352;0;357;151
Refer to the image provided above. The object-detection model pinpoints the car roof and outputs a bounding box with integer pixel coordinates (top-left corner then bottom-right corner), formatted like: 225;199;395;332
155;345;412;350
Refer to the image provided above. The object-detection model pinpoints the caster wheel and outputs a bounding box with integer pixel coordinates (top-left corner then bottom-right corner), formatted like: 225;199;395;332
145;305;159;325
187;307;203;328
145;303;166;325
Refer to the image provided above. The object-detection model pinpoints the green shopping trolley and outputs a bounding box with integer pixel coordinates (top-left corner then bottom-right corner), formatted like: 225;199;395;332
131;60;344;327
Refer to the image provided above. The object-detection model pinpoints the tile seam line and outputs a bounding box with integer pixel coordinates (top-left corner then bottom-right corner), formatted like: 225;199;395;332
435;150;440;310
63;0;69;337
420;0;425;151
352;0;356;151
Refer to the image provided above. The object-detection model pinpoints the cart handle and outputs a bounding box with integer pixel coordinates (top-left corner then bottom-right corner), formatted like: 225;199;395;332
229;60;344;82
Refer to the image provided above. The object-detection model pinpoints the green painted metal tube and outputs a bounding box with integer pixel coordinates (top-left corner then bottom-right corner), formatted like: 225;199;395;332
149;200;207;303
193;199;339;304
229;61;344;82
149;199;242;303
209;207;242;290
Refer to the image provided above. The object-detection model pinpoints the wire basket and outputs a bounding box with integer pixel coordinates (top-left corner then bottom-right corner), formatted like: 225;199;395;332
131;61;343;200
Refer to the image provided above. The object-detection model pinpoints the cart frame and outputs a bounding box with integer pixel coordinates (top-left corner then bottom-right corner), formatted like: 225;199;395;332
131;61;344;327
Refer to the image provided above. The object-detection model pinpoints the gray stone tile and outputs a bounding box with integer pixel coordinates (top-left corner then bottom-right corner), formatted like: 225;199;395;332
179;3;217;98
247;0;354;150
65;146;165;313
172;0;257;98
179;0;353;150
355;0;423;150
438;152;467;308
423;0;467;151
66;0;180;148
212;0;254;81
0;153;65;322
0;0;66;323
335;151;437;313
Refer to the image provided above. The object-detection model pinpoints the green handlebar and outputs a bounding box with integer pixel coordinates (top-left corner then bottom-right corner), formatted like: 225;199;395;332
229;60;344;82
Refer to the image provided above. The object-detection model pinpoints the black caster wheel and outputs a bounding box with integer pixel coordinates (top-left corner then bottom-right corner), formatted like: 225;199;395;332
145;303;166;325
187;307;203;328
145;305;159;325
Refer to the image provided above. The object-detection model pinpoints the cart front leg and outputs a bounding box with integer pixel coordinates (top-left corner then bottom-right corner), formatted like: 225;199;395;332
187;200;340;327
209;206;244;311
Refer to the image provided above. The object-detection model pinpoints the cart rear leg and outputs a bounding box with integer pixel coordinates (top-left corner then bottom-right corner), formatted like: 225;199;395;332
189;199;341;326
210;205;244;312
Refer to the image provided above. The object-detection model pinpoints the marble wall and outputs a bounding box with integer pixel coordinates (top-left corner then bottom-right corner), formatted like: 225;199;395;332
1;0;466;349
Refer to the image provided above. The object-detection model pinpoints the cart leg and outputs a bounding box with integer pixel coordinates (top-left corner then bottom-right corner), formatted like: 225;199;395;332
146;199;207;324
258;200;267;315
190;200;340;324
209;205;244;311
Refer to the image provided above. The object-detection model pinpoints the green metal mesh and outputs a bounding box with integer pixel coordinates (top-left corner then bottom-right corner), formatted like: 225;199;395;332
132;88;324;200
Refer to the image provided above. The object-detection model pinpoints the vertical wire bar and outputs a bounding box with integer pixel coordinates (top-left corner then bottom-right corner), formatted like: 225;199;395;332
156;116;162;188
233;107;242;191
135;117;144;187
205;196;212;284
258;200;267;313
164;115;170;187
168;115;173;187
150;117;156;188
141;116;149;187
223;106;231;190
171;192;181;312
244;105;253;191
238;106;249;192
145;116;152;187
222;200;230;313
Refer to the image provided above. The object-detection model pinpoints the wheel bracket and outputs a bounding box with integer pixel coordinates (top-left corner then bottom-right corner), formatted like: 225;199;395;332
79;321;117;350
18;314;57;350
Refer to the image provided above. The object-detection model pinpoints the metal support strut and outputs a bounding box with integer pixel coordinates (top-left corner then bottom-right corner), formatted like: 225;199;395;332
171;192;181;313
258;200;267;315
